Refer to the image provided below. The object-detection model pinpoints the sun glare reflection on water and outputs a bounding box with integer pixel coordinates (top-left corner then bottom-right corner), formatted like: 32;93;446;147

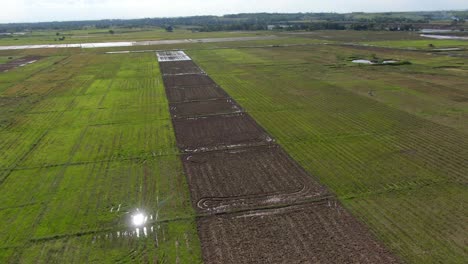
92;209;157;242
131;209;147;227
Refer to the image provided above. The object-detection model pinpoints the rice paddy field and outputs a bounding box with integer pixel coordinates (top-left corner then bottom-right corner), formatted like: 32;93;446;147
0;30;467;263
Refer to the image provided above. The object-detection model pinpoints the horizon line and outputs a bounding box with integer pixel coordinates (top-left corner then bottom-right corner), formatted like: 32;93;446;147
1;9;467;25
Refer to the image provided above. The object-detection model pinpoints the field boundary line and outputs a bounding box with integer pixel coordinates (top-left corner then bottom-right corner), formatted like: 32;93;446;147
9;152;181;171
28;215;197;243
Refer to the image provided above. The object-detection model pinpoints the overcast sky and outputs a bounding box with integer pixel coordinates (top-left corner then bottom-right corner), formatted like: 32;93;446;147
1;0;467;23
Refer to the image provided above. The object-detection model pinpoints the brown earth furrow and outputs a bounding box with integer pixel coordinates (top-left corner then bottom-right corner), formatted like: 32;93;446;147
163;74;217;88
172;113;273;152
192;164;217;198
0;56;42;72
286;213;315;261
170;99;242;118
159;60;204;75
165;86;230;102
180;146;327;211
197;203;400;264
157;52;401;264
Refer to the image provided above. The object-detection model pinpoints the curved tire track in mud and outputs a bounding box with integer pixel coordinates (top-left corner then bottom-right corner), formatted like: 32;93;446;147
157;51;400;264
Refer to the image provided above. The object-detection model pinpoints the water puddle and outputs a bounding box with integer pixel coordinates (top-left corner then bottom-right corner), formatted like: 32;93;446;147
421;29;455;33
106;51;131;54
352;60;401;65
81;42;134;48
352;59;374;64
420;34;468;40
19;60;37;67
131;210;148;227
432;48;464;51
0;36;278;50
93;225;158;243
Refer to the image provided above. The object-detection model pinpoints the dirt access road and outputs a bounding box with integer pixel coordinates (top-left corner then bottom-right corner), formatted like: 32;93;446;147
157;51;400;264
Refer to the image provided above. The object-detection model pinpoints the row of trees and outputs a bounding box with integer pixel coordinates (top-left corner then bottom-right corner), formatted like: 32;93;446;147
1;11;467;33
197;22;424;32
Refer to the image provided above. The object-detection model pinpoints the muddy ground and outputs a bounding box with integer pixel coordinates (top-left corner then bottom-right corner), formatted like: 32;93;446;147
172;113;273;152
159;60;204;75
0;56;42;72
198;203;400;264
158;53;400;263
182;145;329;214
163;73;217;88
170;99;241;118
165;85;230;102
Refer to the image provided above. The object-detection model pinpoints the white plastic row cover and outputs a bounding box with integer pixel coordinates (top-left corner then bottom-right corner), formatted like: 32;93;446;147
157;51;192;62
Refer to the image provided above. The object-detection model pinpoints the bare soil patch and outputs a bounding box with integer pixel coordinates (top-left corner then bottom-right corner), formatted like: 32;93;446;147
182;145;329;214
159;61;204;75
163;74;217;88
198;202;401;264
170;99;241;118
172;113;273;152
0;56;42;72
165;85;230;102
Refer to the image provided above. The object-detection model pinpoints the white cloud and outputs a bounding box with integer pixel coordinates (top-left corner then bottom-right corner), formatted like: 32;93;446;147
0;0;467;23
0;0;28;23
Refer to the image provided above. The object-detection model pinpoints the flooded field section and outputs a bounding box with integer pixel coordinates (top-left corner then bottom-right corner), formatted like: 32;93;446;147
0;36;278;50
420;34;468;40
157;51;401;263
0;56;42;72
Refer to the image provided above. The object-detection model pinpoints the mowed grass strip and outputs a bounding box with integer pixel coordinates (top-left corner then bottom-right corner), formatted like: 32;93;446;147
0;52;201;262
344;183;467;264
189;46;468;263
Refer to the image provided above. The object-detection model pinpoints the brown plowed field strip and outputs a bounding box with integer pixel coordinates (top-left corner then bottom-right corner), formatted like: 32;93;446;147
0;55;42;72
163;73;218;88
182;145;329;214
159;60;205;75
170;99;241;118
157;52;400;263
172;113;273;152
165;85;230;102
198;203;399;264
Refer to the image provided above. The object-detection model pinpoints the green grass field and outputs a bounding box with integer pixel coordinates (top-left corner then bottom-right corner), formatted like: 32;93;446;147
0;52;201;263
188;45;467;263
0;30;467;263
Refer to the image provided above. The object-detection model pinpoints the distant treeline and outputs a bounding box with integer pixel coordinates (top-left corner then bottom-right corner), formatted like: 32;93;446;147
197;22;437;32
1;11;467;32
